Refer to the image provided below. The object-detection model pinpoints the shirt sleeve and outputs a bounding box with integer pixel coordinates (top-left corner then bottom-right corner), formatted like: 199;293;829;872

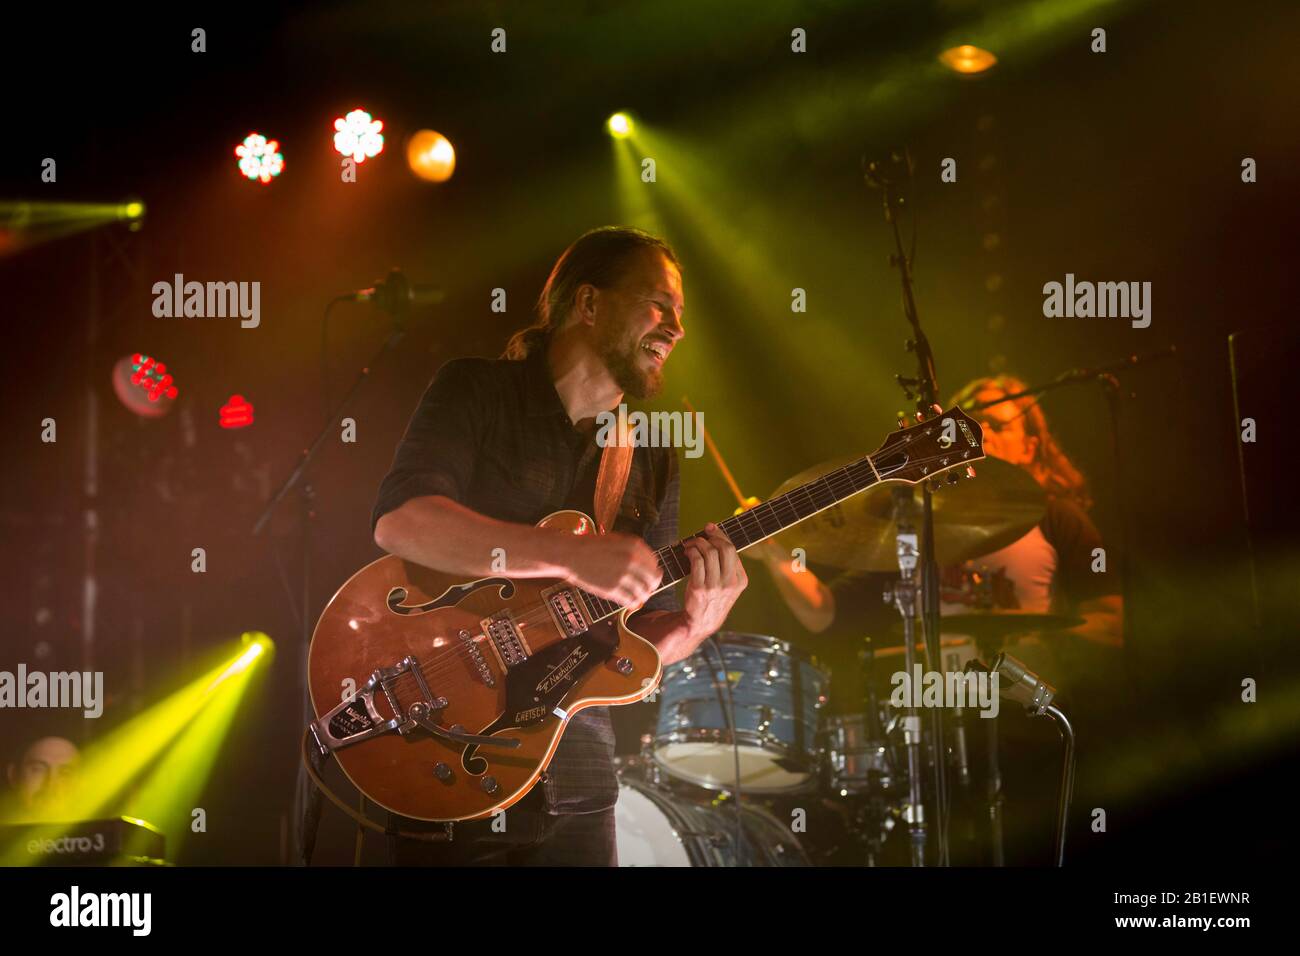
1043;496;1118;606
370;359;490;535
638;450;681;615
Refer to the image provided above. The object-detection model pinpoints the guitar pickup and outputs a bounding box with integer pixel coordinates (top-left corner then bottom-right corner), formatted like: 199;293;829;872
483;614;529;668
545;587;590;638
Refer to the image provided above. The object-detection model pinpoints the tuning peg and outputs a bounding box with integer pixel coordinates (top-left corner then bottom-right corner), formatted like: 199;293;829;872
915;408;926;422
946;471;960;484
930;403;943;415
897;413;909;428
965;465;977;479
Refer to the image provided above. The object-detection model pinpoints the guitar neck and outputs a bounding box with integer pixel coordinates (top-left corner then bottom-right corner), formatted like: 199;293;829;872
578;450;885;623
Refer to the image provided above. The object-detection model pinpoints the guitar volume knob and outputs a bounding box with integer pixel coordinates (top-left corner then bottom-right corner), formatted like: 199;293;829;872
615;657;634;675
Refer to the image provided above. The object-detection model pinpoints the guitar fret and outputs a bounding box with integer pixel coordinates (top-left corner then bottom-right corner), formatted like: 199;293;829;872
664;544;688;580
576;452;894;625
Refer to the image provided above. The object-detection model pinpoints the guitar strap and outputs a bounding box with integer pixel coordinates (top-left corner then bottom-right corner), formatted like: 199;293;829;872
593;415;634;535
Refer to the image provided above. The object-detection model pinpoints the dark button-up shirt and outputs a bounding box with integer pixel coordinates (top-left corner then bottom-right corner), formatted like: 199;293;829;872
371;346;680;813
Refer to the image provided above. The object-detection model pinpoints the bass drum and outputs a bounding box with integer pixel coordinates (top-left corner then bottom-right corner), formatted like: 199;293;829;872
614;778;811;867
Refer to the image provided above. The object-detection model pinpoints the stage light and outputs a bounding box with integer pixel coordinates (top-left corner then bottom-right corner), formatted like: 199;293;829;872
121;634;273;862
407;129;456;182
130;355;177;402
112;354;178;418
219;394;254;429
333;109;385;163
0;635;273;863
939;45;997;75
0;200;147;256
607;112;634;138
235;133;285;184
208;633;272;691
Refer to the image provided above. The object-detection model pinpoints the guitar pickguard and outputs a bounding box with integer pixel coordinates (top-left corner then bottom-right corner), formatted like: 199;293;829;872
460;617;622;775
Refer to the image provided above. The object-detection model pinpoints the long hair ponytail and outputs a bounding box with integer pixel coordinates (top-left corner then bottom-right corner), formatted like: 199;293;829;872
503;226;680;359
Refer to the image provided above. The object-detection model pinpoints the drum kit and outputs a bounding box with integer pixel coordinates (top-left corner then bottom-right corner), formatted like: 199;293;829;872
613;455;1082;866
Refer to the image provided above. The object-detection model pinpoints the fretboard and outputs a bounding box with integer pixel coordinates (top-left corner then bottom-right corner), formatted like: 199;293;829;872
577;450;885;623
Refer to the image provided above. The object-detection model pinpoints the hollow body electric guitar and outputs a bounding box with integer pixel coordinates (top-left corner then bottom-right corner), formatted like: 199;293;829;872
307;408;985;821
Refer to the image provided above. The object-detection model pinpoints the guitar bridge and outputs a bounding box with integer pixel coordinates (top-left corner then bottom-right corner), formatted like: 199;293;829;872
309;656;446;754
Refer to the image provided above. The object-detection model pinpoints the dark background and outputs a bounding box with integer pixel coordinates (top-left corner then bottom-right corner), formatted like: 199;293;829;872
2;0;1296;866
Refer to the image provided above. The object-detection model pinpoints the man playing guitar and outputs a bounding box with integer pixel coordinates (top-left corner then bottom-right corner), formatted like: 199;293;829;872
370;226;748;864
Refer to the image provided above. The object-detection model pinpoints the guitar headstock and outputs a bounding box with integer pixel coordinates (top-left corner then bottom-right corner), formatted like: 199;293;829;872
871;405;986;486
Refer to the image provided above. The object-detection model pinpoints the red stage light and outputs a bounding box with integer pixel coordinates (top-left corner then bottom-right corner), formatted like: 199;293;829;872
219;394;254;429
112;354;178;418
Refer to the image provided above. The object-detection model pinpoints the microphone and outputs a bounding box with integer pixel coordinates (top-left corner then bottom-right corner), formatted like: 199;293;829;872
991;652;1056;715
351;268;445;314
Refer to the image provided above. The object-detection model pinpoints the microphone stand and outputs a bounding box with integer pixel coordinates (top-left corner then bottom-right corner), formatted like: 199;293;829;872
254;295;410;866
885;490;927;867
1043;704;1076;867
977;654;1077;866
867;150;950;866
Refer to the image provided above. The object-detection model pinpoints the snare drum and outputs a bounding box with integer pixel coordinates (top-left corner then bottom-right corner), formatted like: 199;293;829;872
653;632;829;793
614;778;811;866
821;710;898;796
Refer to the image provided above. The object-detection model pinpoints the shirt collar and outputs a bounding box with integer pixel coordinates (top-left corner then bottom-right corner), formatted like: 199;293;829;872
522;344;569;418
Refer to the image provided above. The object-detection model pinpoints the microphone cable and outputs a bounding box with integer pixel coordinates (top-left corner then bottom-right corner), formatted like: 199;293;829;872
704;635;747;865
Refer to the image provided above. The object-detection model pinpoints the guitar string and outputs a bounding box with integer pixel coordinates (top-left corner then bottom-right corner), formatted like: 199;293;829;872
474;436;971;638
369;442;974;705
376;443;974;706
377;451;893;691
362;443;979;705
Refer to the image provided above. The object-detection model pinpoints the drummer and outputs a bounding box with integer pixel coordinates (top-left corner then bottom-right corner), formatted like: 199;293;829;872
748;375;1123;698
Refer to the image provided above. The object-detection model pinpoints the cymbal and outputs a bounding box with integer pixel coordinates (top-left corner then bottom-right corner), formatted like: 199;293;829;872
887;611;1084;640
872;636;973;659
764;456;1045;571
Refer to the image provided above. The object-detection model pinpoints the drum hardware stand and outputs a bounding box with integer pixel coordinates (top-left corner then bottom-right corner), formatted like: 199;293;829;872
984;694;1006;867
703;635;749;866
637;733;666;786
945;669;984;864
859;636;883;742
884;487;928;867
866;147;952;865
855;636;894;866
852;794;897;867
